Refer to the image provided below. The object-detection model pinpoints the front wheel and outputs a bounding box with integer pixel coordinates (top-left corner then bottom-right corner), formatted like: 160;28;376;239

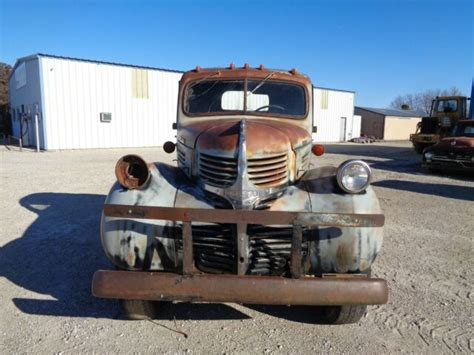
319;304;367;324
318;268;371;324
413;143;426;154
120;299;159;320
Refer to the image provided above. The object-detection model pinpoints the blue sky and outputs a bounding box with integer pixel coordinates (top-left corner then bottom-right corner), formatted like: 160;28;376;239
1;0;472;107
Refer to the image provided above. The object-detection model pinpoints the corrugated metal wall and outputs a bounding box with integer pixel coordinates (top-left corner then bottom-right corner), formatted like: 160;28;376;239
40;57;182;150
9;55;358;149
352;115;361;139
312;88;355;142
8;58;44;148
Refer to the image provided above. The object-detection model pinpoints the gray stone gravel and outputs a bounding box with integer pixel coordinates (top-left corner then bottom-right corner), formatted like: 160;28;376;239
1;141;472;353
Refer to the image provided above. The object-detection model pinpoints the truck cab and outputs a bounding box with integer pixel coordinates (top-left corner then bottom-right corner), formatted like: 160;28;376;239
410;96;470;153
92;65;387;324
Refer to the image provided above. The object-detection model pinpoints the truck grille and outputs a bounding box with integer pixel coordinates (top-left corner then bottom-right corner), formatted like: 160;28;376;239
433;154;472;161
177;145;186;166
177;223;308;276
192;224;235;274
248;153;288;187
199;153;238;187
249;225;308;276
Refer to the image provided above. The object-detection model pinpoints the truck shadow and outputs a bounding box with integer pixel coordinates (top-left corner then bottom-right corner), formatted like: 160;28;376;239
372;180;474;201
1;192;247;320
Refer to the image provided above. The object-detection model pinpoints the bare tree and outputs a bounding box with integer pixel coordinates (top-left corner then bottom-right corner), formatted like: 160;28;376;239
390;87;464;115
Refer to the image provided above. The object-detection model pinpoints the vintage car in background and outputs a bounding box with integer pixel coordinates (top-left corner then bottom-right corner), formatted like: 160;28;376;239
92;64;388;324
423;120;474;173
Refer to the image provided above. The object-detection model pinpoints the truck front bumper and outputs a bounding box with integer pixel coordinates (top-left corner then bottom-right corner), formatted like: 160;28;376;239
95;204;387;306
92;270;388;306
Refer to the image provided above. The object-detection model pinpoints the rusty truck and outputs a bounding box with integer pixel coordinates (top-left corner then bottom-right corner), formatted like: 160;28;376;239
410;95;470;154
92;64;388;324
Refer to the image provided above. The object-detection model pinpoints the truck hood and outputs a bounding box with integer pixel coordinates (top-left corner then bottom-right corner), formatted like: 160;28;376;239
436;137;474;149
180;119;311;157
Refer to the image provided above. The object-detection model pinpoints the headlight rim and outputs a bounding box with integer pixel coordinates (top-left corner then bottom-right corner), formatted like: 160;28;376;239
336;159;372;194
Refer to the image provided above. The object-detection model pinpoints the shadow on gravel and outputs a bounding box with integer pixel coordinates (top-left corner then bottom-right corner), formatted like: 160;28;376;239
323;143;414;159
244;304;336;325
372;180;474;201
155;303;250;321
325;144;474;180
0;192;118;318
323;144;426;175
0;192;249;320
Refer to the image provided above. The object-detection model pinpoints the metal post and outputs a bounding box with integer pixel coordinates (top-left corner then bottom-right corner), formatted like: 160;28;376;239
236;223;248;275
291;224;303;279
34;113;40;152
182;222;194;275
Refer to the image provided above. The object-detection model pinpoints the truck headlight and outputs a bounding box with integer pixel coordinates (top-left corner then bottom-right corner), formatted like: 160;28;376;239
336;160;371;194
424;152;433;161
115;155;151;189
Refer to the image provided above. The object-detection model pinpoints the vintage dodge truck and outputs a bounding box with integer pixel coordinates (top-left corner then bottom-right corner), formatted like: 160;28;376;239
92;64;388;324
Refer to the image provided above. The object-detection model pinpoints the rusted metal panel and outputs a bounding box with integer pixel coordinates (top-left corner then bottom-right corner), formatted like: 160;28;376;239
102;162;384;274
103;204;385;228
290;224;303;278
92;270;388;305
182;222;193;275
179;119;311;159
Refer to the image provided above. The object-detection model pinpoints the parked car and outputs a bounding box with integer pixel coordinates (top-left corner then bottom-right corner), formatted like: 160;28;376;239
423;120;474;173
92;64;387;324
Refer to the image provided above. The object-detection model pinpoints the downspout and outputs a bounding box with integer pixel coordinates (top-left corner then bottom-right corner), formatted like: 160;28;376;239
38;55;48;150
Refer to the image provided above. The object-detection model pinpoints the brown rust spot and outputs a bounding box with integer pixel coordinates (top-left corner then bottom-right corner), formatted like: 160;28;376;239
336;243;354;272
188;119;310;156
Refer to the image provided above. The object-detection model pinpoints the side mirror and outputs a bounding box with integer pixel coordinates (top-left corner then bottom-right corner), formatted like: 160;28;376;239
172;123;177;130
312;126;317;133
163;141;176;154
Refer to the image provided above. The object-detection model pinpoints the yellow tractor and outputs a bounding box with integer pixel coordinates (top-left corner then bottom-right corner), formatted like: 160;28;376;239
410;96;470;153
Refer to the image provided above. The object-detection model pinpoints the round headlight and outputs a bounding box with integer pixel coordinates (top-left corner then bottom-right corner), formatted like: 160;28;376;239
424;152;433;161
115;155;151;189
336;160;371;194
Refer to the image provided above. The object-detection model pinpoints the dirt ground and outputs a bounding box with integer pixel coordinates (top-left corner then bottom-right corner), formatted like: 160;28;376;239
1;141;472;353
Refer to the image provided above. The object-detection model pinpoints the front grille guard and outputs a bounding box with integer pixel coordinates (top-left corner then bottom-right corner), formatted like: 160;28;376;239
103;204;385;279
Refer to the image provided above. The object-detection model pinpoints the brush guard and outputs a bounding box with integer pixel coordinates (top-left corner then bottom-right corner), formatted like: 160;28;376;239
92;204;388;306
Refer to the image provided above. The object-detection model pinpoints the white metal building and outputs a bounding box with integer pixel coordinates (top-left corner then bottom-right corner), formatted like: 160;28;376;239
313;87;360;142
9;54;182;150
9;54;359;150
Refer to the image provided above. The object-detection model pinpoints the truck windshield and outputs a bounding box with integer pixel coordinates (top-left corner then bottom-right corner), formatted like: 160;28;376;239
436;99;458;113
185;79;306;118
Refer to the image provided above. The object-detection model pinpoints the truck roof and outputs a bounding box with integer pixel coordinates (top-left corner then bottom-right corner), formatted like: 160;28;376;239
180;64;312;88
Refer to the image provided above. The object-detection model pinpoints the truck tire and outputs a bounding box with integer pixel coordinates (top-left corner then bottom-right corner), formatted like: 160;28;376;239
319;304;367;324
318;268;371;324
120;299;159;320
413;143;425;154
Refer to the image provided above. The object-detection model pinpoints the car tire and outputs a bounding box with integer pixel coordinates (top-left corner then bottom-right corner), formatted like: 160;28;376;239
120;299;159;320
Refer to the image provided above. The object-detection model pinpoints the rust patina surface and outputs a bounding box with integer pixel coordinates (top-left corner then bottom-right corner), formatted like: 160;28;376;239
93;65;387;312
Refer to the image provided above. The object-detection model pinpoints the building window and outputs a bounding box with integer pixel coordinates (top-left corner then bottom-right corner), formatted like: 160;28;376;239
320;90;329;110
131;68;149;99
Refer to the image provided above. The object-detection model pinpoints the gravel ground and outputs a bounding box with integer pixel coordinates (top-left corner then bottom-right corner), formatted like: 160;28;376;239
1;141;472;353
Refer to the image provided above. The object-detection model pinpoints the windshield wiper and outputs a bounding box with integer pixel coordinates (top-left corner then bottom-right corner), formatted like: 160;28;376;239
248;72;275;95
